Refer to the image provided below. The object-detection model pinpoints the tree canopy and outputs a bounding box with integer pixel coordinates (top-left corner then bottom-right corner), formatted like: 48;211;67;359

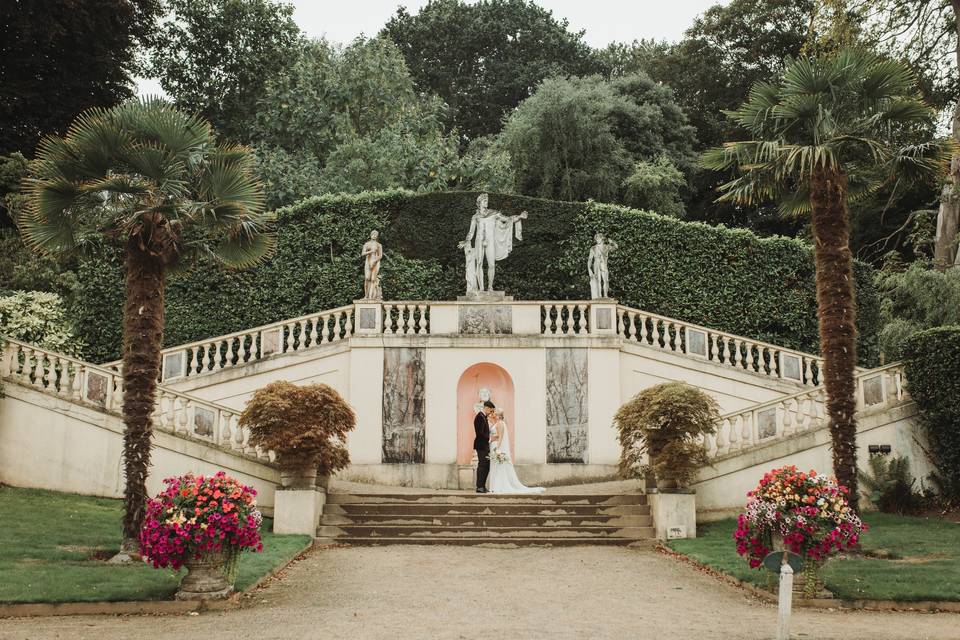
148;0;303;141
489;73;696;209
382;0;604;141
0;0;161;155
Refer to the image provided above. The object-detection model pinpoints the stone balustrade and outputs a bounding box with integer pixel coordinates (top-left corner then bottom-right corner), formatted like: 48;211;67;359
94;299;829;388
1;337;274;462
541;303;591;336
382;302;430;335
705;362;909;459
105;305;355;382
616;305;825;387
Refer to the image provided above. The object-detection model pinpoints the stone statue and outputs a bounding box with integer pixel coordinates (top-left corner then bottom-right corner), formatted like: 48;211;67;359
361;230;383;300
588;233;617;299
473;387;493;414
457;240;481;295
464;193;528;292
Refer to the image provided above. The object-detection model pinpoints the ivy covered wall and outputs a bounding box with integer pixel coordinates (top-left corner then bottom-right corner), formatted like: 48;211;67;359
72;190;880;365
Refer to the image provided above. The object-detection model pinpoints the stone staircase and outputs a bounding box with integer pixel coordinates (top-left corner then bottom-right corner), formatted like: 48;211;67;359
318;491;654;546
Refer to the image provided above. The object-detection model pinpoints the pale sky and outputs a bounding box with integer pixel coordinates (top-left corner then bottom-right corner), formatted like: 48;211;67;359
136;0;725;96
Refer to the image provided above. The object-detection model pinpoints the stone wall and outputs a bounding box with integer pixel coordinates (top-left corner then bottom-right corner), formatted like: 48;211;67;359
0;383;280;513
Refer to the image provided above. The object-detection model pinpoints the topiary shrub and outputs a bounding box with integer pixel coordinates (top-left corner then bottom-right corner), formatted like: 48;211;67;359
615;381;719;488
70;190;882;364
903;326;960;503
858;454;924;515
239;381;356;489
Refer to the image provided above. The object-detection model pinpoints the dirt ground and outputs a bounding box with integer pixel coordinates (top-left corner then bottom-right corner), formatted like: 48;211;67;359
1;545;956;640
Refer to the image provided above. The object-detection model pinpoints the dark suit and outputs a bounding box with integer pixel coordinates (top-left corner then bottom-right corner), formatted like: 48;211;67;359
473;411;491;490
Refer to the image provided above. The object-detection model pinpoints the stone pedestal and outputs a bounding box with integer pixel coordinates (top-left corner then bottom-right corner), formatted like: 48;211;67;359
353;300;383;335
648;490;696;540
590;299;618;336
274;488;325;535
457;291;513;302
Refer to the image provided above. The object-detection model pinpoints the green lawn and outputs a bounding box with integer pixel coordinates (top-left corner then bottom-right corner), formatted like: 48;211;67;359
0;485;312;603
670;512;960;602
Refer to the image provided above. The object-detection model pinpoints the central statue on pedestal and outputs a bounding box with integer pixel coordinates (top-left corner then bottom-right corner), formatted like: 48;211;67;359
462;193;527;293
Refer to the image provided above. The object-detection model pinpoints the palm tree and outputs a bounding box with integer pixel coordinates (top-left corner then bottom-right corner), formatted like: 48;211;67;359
703;49;952;512
20;98;274;551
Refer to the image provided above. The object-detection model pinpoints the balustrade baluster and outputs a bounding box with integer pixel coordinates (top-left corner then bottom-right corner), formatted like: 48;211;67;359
728;416;741;451
111;376;123;409
782;399;796;437
742;412;754;448
716;418;729;455
577;304;588;334
72;364;83;400
59;359;72;397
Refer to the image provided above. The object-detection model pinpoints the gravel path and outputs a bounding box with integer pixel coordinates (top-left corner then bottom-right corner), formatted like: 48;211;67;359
1;545;956;640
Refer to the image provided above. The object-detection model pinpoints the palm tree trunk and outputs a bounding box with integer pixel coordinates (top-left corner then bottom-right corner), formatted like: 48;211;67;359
120;241;166;549
809;167;860;513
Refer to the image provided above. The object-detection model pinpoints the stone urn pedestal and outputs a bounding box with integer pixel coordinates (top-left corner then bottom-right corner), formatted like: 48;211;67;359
176;552;233;601
275;466;325;535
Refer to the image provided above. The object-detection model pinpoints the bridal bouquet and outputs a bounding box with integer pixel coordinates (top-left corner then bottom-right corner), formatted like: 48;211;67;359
488;449;508;464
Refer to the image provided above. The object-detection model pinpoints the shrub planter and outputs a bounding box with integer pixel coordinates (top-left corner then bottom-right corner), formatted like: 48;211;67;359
175;552;233;601
315;473;331;491
649;489;696;540
280;466;318;489
274;487;325;535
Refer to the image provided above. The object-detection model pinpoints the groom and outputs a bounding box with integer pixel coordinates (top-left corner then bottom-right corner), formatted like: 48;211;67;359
474;400;495;493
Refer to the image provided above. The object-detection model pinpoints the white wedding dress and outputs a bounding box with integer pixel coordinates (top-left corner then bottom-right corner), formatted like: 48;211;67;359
488;421;545;494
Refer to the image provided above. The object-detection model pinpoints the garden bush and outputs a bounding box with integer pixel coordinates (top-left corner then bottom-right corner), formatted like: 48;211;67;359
903;326;960;503
70;190;881;364
615;381;719;488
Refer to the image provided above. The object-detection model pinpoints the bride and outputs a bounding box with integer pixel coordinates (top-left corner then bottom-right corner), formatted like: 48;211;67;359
488;409;545;494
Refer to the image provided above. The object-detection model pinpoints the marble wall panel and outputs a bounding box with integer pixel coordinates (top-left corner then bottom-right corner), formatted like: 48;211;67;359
545;348;588;463
458;305;512;334
382;347;426;463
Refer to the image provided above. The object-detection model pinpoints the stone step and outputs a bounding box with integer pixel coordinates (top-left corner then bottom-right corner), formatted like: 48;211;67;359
321;514;653;528
317;525;654;539
325;503;650;517
326;493;647;506
328;536;646;547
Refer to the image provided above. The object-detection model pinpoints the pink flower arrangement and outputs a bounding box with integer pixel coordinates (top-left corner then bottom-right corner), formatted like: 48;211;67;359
140;471;264;570
734;465;866;569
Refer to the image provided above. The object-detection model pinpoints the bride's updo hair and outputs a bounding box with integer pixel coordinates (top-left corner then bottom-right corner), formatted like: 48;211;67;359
494;409;505;420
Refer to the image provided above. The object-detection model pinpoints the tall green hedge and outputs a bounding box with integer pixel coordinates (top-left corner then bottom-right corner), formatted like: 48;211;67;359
903;327;960;501
72;190;880;365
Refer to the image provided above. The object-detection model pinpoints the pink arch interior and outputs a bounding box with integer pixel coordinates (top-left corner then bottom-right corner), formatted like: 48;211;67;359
456;363;516;464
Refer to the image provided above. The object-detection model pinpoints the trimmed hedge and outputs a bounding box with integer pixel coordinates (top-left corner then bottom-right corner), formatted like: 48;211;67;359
72;190;880;365
903;327;960;501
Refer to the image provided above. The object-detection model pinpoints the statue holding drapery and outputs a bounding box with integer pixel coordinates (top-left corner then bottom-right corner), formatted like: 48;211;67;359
463;193;527;292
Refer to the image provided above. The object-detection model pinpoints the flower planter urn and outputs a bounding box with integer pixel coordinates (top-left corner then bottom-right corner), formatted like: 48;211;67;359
280;466;318;489
176;552;234;601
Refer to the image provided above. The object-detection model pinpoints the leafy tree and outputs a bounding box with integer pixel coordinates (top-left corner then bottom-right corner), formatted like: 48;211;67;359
382;0;603;141
252;38;462;203
615;382;719;489
148;0;303;141
877;261;960;359
0;291;85;356
0;0;161;155
600;0;815;235
702;49;952;512
858;0;959;269
20;98;274;551
492;74;696;207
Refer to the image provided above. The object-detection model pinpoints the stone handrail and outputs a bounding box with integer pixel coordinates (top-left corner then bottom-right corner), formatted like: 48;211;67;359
105;304;355;382
616;305;826;387
1;337;274;463
706;362;908;459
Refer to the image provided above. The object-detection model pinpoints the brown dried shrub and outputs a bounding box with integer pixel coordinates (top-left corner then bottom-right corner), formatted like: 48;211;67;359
615;381;719;488
239;381;356;474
